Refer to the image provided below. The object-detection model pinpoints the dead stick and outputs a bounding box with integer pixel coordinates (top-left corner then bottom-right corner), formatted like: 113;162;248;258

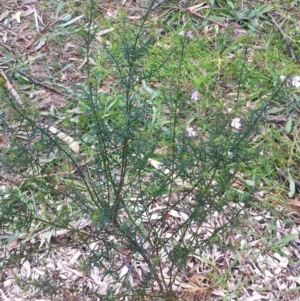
0;69;23;105
14;68;72;99
267;13;298;62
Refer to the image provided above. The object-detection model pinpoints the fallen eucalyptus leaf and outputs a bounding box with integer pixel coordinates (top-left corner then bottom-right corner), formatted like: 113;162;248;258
49;126;79;153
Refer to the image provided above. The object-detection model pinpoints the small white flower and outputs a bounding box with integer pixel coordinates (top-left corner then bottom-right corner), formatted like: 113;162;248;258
292;76;300;88
186;31;193;38
227;108;232;113
279;75;286;82
229;169;235;175
191;89;199;101
179;30;193;38
231;118;241;130
254;191;264;198
186;126;196;137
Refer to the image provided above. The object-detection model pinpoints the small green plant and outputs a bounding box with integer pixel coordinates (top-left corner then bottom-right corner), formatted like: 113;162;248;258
0;0;294;300
215;3;273;31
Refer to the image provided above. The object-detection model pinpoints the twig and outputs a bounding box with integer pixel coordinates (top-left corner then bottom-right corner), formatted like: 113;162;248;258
14;68;72;99
0;69;23;105
267;13;299;62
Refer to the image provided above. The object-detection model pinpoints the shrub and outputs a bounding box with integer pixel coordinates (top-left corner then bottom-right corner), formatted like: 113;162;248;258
0;0;279;299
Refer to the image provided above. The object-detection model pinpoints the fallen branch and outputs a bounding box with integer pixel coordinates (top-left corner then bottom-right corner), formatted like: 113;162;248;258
14;68;72;99
0;69;23;105
267;13;299;62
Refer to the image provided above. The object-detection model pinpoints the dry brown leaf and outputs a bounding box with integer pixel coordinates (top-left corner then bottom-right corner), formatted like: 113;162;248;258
48;126;79;153
21;259;31;279
0;11;10;22
38;93;66;110
2;31;8;43
107;10;118;19
6;233;20;251
10;6;35;23
34;39;46;51
247;294;269;301
69;251;82;265
13;11;23;23
182;275;212;301
96;28;114;36
188;3;207;12
0;135;9;147
0;70;23;105
22;6;35;17
63;42;77;52
288;197;300;212
14;24;31;43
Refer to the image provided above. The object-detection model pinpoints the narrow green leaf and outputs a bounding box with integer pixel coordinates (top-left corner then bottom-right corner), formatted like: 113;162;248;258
39;229;53;248
245;179;255;187
226;0;235;9
60;15;84;27
53;63;73;77
276;234;298;248
192;254;216;267
288;178;296;198
142;80;159;100
258;5;274;15
56;2;65;18
267;107;285;114
285;115;292;133
59;13;72;22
